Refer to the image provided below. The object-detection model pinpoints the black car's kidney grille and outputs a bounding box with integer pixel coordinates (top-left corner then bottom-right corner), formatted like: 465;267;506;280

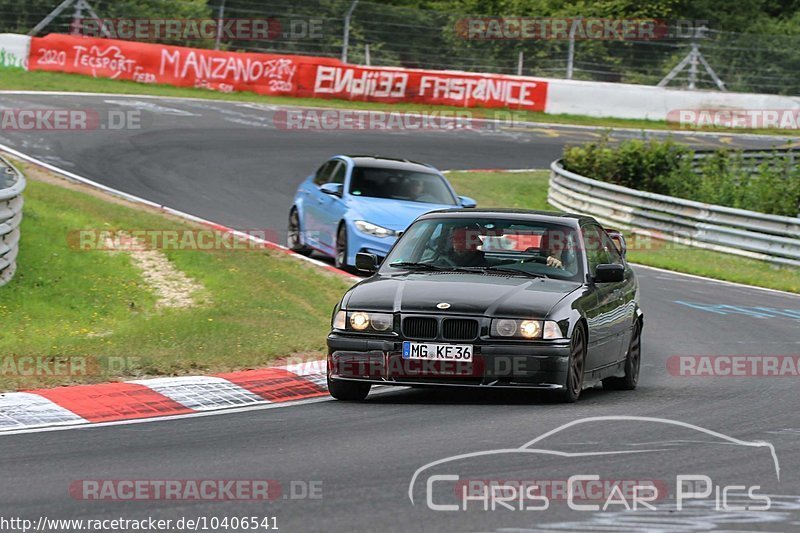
442;318;479;341
403;317;438;340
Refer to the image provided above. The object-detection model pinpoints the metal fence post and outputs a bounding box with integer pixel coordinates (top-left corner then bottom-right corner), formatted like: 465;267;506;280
566;18;581;79
28;0;75;36
214;0;226;50
341;0;359;64
688;42;698;89
71;0;83;35
29;0;111;38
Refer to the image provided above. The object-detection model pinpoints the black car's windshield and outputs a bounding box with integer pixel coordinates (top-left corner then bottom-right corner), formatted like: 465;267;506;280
349;167;457;205
382;217;584;281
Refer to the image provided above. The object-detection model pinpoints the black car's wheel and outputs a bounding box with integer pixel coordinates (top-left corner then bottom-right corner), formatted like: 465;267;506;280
603;320;641;391
327;375;371;401
558;325;586;403
287;208;311;256
335;224;349;270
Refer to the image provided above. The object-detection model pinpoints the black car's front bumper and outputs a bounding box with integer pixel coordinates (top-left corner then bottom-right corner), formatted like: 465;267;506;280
327;333;570;390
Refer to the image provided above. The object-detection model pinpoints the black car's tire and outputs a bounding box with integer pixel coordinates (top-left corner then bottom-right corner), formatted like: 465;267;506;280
335;224;350;271
603;320;642;391
287;208;311;256
327;376;371;401
557;325;587;403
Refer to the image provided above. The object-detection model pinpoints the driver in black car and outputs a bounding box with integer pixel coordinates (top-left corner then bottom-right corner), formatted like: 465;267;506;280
541;228;579;274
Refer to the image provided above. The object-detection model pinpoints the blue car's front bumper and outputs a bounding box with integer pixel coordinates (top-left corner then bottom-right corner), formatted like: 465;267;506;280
346;223;398;265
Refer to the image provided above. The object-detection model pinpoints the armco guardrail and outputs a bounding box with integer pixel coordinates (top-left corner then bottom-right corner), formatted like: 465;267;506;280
0;155;25;287
692;147;797;173
548;159;800;268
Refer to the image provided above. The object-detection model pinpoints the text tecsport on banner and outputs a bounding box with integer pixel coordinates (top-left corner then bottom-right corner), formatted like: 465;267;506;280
27;33;332;95
27;34;548;111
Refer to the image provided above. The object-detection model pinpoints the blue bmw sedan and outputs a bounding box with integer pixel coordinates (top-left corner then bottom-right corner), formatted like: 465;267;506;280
287;155;476;269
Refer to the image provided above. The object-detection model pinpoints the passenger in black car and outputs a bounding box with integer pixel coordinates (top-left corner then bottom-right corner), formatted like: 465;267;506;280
443;227;489;268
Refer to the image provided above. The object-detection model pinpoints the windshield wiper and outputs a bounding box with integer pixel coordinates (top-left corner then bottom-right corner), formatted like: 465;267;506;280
388;261;450;271
483;266;546;278
388;262;489;274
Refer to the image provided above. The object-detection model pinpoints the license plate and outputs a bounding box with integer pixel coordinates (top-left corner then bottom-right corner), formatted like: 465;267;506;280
402;341;473;362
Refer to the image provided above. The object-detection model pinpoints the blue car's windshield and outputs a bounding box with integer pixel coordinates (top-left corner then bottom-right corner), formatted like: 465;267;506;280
349;167;457;205
381;217;585;281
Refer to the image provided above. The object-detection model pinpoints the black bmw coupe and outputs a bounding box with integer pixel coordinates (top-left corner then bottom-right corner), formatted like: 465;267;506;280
326;209;643;403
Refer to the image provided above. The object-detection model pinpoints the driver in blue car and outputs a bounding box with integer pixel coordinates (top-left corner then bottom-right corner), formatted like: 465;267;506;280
405;178;439;203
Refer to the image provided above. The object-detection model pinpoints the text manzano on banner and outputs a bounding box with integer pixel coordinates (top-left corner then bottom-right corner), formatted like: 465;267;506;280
28;33;334;96
28;34;548;110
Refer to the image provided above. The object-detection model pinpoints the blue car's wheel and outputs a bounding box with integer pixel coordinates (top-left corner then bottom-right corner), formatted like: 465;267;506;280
335;224;350;270
287;208;311;256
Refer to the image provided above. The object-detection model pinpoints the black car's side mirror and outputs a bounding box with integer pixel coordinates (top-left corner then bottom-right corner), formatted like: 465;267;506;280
595;263;624;283
355;252;378;273
320;183;343;197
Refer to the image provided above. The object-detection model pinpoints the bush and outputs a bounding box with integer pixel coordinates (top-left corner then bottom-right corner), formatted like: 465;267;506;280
562;137;800;217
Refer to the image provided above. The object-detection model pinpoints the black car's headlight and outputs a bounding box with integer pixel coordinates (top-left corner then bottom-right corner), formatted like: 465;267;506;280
491;319;564;340
333;310;394;333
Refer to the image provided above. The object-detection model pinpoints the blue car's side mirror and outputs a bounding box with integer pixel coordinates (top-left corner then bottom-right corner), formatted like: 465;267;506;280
320;183;343;197
458;196;477;208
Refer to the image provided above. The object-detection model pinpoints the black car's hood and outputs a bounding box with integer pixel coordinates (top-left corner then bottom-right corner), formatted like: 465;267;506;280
344;273;581;318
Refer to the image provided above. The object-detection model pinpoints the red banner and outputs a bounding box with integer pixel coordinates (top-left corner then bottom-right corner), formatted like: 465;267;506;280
28;34;547;111
310;64;547;110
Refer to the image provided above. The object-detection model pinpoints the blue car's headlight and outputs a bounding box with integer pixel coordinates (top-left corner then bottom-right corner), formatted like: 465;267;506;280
354;220;397;238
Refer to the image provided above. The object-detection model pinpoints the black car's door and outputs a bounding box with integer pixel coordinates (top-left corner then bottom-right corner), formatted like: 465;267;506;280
580;223;628;369
597;227;636;362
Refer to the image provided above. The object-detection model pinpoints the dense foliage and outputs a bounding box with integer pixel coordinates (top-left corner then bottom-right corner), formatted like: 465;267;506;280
4;0;800;93
562;136;800;216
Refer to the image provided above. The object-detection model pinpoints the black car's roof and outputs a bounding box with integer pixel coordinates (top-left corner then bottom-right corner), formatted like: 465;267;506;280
344;155;439;174
416;208;595;227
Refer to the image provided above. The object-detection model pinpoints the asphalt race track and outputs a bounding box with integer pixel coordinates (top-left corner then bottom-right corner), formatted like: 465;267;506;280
1;93;800;532
0;93;794;236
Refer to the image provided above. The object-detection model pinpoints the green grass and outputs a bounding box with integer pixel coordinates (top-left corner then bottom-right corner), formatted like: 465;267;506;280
2;163;795;391
446;170;800;293
0;67;794;136
0;164;352;390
